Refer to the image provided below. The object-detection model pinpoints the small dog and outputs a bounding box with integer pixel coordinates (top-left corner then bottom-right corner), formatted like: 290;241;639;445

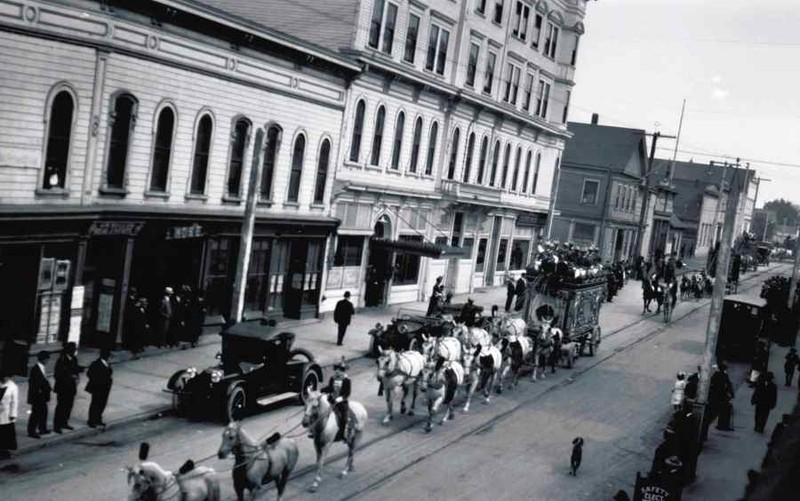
570;437;584;476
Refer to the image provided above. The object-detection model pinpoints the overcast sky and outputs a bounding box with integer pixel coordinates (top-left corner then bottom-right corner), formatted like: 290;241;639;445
571;0;800;208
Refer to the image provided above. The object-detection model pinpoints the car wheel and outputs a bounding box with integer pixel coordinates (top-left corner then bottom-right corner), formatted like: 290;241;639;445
226;386;246;423
300;369;320;404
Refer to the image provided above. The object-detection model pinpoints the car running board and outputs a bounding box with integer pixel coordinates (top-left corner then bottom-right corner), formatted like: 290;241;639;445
256;392;298;407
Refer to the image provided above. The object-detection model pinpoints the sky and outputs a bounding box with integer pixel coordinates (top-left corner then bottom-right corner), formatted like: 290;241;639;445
571;0;800;208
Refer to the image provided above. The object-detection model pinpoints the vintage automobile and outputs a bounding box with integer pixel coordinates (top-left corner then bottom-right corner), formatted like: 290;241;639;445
164;321;323;422
717;294;767;362
367;308;469;357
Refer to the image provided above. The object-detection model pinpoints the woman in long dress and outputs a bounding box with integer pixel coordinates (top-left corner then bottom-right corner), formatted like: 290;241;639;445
0;372;19;459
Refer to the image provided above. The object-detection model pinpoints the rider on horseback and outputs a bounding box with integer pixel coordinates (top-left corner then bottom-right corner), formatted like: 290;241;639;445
321;359;351;441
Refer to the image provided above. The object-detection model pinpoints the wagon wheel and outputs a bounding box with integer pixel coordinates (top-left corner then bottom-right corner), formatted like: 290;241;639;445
300;369;320;404
226;386;247;422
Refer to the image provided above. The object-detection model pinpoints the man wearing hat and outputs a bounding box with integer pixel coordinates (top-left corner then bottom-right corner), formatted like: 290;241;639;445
156;287;173;348
53;342;83;433
321;359;352;440
333;291;355;346
27;351;52;438
86;348;113;428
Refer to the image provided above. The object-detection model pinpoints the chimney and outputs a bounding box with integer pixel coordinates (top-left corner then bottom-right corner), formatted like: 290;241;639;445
591;113;599;125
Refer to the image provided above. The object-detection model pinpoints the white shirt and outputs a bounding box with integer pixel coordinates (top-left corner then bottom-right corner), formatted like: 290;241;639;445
36;362;46;376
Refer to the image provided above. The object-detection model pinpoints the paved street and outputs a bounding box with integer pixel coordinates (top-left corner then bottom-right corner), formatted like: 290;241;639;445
0;263;788;501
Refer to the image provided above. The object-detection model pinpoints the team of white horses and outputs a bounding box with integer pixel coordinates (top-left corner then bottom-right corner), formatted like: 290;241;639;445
125;314;563;501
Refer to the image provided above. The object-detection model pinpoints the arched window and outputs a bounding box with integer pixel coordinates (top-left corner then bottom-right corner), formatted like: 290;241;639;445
189;114;213;195
391;111;405;170
409;117;423;173
446;128;460;180
462;132;475;183
349;99;366;162
370;105;385;166
425;121;439;175
260;125;282;200
43;90;75;190
532;152;542;194
149;106;175;193
500;144;511;189
106;93;137;189
287;134;305;202
489;140;500;186
521;150;532;193
226;118;250;197
511;147;522;191
476;136;488;184
314;139;331;204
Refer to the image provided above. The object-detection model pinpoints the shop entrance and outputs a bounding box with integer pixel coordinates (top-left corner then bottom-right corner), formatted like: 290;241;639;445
613;229;625;262
365;218;391;307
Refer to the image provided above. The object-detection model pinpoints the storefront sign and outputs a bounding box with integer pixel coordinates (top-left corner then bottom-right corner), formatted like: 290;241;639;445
166;223;205;240
516;212;547;227
88;221;145;237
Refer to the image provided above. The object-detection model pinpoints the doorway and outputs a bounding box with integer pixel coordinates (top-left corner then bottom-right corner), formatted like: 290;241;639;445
365;218;391;307
613;229;625;262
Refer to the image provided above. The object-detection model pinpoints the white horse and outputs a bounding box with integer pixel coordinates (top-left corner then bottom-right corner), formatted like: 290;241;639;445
301;390;368;493
126;461;220;501
457;326;503;412
376;347;425;424
497;317;533;391
421;333;462;366
420;358;464;432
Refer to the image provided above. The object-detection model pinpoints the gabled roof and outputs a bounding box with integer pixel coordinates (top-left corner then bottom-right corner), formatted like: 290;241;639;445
669;159;734;186
187;0;360;52
562;122;647;178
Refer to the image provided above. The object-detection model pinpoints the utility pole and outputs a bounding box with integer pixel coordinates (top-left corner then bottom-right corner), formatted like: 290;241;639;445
788;226;800;309
231;128;265;324
635;131;677;258
545;155;562;240
697;161;742;435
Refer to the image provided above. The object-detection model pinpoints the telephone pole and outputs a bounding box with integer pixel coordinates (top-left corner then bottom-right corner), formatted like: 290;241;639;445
788;227;800;309
635;131;677;258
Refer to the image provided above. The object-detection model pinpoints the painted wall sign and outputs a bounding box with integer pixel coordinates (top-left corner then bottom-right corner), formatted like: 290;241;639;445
166;223;205;240
88;221;145;237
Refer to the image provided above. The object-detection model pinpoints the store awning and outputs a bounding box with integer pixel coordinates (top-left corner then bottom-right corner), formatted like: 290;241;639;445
369;238;469;258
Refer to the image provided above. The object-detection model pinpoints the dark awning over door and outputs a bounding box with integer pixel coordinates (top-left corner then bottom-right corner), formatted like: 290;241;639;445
369;238;469;258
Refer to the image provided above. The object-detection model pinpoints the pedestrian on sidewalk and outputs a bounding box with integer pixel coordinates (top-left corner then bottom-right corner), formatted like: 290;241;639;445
671;372;687;411
53;342;82;433
784;348;799;387
86;349;113;428
426;276;445;316
751;371;777;433
505;277;516;312
187;290;206;348
0;372;19;459
155;287;173;348
130;297;149;358
514;276;527;311
333;291;355;346
701;363;735;439
168;287;185;348
27;351;52;439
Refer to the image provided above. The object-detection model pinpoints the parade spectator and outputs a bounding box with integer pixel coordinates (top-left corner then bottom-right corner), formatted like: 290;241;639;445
751;371;777;433
155;287;173;348
86;349;113;428
0;372;19;459
53;342;82;433
333;291;355;346
784;348;799;387
750;341;769;386
684;367;700;403
504;277;516;312
187;290;207;348
122;289;139;354
27;351;51;438
168;287;185;348
701;363;735;439
514;276;527;311
671;372;687;411
130;297;149;358
642;275;654;313
426;276;445;316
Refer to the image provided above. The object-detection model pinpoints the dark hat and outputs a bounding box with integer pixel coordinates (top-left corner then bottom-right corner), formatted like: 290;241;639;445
266;432;281;445
139;442;150;460
613;490;630;501
36;351;51;362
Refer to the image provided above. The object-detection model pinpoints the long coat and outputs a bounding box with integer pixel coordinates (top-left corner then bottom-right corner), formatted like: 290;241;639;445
0;381;19;425
27;364;51;405
85;359;113;396
333;299;355;327
54;353;81;396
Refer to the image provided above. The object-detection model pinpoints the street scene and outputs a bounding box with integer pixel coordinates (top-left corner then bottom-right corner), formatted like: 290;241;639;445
1;1;800;500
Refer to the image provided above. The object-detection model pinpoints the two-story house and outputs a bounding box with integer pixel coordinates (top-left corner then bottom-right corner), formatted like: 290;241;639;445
550;118;646;263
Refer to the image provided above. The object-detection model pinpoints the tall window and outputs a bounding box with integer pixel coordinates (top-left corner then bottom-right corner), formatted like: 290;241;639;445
476;0;487;14
496;238;508;271
260;125;281;200
287;135;305;202
483;51;497;94
409;117;423;173
150;106;176;193
314;139;330;204
425;24;450;75
500;144;511;188
512;1;530;40
493;0;504;24
466;43;480;87
446;128;460;180
522;73;534;112
425;121;438;175
371;105;386;166
504;63;521;104
394;235;423;285
350;99;365;162
334;236;364;267
106;93;137;190
225;118;250;197
562;90;571;123
511;147;522;191
476;136;488;184
475;238;488;272
531;12;543;49
581;179;600;205
369;0;398;54
391;111;405;170
489;140;500;186
463;132;475;183
544;21;559;59
521;150;532;193
43;90;74;190
532;151;541;193
535;79;551;119
190;114;213;195
404;13;420;63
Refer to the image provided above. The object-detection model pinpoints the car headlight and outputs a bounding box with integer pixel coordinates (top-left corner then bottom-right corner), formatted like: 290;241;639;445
210;369;223;384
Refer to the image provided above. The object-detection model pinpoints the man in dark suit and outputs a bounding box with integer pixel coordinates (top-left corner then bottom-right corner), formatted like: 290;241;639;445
86;348;113;428
752;371;778;433
333;291;355;346
53;342;82;433
27;351;52;438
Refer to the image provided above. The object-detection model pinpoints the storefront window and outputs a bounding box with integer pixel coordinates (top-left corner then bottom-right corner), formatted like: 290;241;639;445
393;235;422;285
267;240;289;313
475;238;488;272
334;236;364;267
496;238;508;271
462;237;474;258
303;241;323;306
204;238;231;317
509;239;530;270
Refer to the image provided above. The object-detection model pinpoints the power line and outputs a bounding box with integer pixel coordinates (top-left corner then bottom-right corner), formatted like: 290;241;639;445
654;146;800;169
